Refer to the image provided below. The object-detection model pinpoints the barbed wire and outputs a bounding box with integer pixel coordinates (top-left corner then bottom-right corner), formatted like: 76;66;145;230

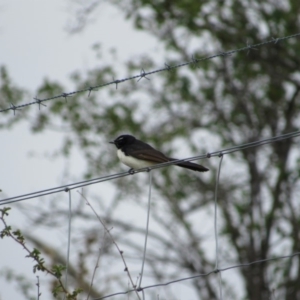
1;32;300;114
1;129;299;206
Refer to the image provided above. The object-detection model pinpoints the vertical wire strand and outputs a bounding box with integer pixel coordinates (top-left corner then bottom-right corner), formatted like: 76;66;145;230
214;154;224;300
64;189;72;298
138;170;153;293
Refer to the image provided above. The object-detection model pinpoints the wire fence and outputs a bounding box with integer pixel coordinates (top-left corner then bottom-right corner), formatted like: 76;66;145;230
1;32;300;114
1;32;300;300
96;252;300;300
1;129;300;299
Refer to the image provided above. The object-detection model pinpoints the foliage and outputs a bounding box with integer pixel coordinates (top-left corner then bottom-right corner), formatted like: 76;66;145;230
0;66;29;128
0;208;82;299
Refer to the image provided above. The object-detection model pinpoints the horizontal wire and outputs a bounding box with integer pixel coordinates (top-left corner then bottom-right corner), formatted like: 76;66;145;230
1;130;299;206
95;252;300;300
1;32;300;113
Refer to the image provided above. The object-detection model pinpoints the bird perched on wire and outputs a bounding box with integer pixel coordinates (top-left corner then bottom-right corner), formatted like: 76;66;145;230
110;134;209;172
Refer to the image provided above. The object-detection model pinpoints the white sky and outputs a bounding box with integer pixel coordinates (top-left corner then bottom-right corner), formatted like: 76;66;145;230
0;1;163;299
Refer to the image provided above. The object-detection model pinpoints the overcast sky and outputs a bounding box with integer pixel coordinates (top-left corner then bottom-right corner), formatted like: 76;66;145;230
0;1;162;299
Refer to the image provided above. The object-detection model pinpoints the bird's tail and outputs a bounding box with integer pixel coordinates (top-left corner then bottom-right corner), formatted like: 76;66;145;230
169;158;209;172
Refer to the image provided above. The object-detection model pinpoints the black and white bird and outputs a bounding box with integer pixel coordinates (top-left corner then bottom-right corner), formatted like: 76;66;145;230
109;134;209;172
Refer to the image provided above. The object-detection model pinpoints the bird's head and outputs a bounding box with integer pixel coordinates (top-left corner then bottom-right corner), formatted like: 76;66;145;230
109;134;136;149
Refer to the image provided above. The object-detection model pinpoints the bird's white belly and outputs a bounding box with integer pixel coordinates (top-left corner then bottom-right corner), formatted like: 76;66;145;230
117;149;155;169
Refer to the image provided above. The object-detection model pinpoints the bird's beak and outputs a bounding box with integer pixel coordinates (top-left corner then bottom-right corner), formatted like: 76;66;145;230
109;140;115;144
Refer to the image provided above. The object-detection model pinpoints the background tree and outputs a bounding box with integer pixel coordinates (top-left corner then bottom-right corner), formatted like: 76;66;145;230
1;0;300;299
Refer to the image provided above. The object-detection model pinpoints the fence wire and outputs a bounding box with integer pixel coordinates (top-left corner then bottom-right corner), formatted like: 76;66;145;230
1;130;299;206
95;252;300;300
1;32;300;114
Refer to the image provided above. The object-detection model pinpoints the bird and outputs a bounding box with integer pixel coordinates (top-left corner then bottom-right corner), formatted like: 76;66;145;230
109;134;209;172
